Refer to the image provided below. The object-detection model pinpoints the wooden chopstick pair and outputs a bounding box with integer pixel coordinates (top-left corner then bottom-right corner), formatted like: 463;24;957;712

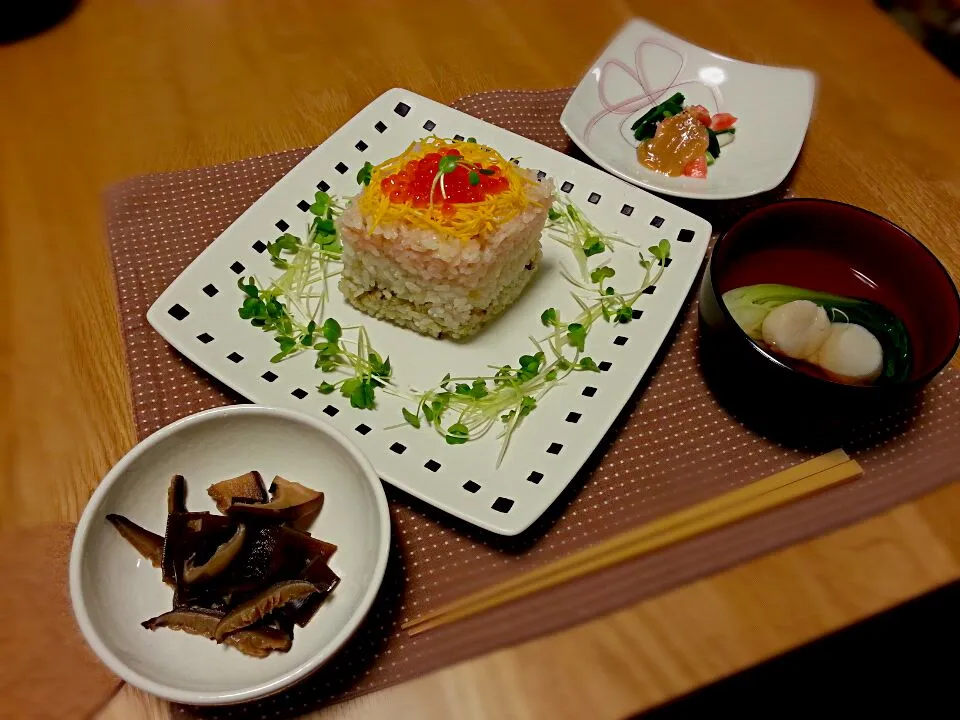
403;449;862;636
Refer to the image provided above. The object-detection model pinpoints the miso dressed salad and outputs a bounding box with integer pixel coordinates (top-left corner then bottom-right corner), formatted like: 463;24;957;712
632;92;737;179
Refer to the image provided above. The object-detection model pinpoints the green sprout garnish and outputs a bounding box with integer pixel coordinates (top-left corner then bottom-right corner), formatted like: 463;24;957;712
356;161;373;186
238;188;672;463
401;346;588;465
395;195;673;464
236;193;393;408
566;322;587;352
313;324;393;409
546;196;635;281
649;239;670;264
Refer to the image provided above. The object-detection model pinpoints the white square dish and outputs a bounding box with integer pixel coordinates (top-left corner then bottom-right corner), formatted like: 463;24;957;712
147;88;711;535
560;19;816;200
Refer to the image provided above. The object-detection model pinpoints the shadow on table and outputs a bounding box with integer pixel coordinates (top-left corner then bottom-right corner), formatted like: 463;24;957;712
632;579;960;718
0;0;80;44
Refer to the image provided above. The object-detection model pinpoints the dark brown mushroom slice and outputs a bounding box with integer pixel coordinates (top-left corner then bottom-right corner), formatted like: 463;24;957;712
175;588;236;613
207;471;267;514
162;511;235;587
106;514;164;568
283;556;341;628
173;529;273;609
142;608;224;638
262;613;296;636
217;525;290;595
213;580;319;640
180;522;310;605
207;524;330;599
183;524;247;584
279;526;337;564
225;476;324;525
167;474;188;515
223;622;293;658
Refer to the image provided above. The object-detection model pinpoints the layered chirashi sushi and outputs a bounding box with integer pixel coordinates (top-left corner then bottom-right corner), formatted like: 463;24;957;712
336;137;553;340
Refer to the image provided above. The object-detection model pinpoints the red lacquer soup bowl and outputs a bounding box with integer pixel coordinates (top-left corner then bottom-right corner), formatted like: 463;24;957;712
698;199;960;438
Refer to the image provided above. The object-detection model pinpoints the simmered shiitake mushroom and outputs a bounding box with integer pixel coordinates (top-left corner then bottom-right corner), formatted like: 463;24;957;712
225;476;324;527
207;471;267;514
106;515;164;568
214;580;320;640
107;470;338;658
182;524;247;584
142;608;294;658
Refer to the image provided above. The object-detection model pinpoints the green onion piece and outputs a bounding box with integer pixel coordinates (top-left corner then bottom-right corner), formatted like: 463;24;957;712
706;129;720;159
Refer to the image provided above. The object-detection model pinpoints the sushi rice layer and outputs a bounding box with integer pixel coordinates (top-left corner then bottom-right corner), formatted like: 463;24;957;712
337;173;551;339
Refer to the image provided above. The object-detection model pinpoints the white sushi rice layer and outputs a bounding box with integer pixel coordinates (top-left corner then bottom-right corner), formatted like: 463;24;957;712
336;177;553;340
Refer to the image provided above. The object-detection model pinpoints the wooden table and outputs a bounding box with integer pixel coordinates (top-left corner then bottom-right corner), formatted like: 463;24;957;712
2;0;959;717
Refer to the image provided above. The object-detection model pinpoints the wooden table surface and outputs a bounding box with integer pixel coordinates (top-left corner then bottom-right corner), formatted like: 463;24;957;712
3;0;960;717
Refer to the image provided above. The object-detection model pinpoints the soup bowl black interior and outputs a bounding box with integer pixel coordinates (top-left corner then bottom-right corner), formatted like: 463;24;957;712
698;199;960;445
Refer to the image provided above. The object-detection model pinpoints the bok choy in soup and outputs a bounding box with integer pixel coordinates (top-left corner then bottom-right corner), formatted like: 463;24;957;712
721;284;911;385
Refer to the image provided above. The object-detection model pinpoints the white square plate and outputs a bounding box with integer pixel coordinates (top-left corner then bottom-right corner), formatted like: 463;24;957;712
560;19;816;200
148;88;711;535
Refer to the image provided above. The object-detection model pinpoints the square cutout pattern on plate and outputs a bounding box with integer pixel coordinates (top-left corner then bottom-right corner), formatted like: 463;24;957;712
168;304;189;320
492;497;514;513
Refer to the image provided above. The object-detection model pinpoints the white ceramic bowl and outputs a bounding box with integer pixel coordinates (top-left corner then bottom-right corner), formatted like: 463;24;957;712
560;18;816;200
69;405;391;705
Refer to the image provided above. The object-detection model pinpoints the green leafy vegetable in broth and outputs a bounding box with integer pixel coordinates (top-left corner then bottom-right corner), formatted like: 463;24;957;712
721;284;912;383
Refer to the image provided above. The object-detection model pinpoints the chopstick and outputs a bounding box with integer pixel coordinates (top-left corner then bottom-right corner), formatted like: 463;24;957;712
403;450;861;636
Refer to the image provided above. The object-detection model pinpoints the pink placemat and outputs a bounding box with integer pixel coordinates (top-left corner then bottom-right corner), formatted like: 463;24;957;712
102;88;960;717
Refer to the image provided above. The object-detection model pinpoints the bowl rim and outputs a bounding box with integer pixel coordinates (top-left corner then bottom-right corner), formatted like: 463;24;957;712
708;197;960;392
68;404;391;706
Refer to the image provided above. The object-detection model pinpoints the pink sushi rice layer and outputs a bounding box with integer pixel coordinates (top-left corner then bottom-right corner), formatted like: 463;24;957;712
337;173;554;291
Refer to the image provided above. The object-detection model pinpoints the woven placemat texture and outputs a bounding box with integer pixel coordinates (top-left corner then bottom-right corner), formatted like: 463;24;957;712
102;88;960;717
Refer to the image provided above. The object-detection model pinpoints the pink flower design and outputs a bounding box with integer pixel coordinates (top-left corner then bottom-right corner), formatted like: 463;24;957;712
584;39;722;146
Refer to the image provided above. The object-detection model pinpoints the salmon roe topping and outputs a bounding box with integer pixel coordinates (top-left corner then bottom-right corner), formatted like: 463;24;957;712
379;149;509;210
